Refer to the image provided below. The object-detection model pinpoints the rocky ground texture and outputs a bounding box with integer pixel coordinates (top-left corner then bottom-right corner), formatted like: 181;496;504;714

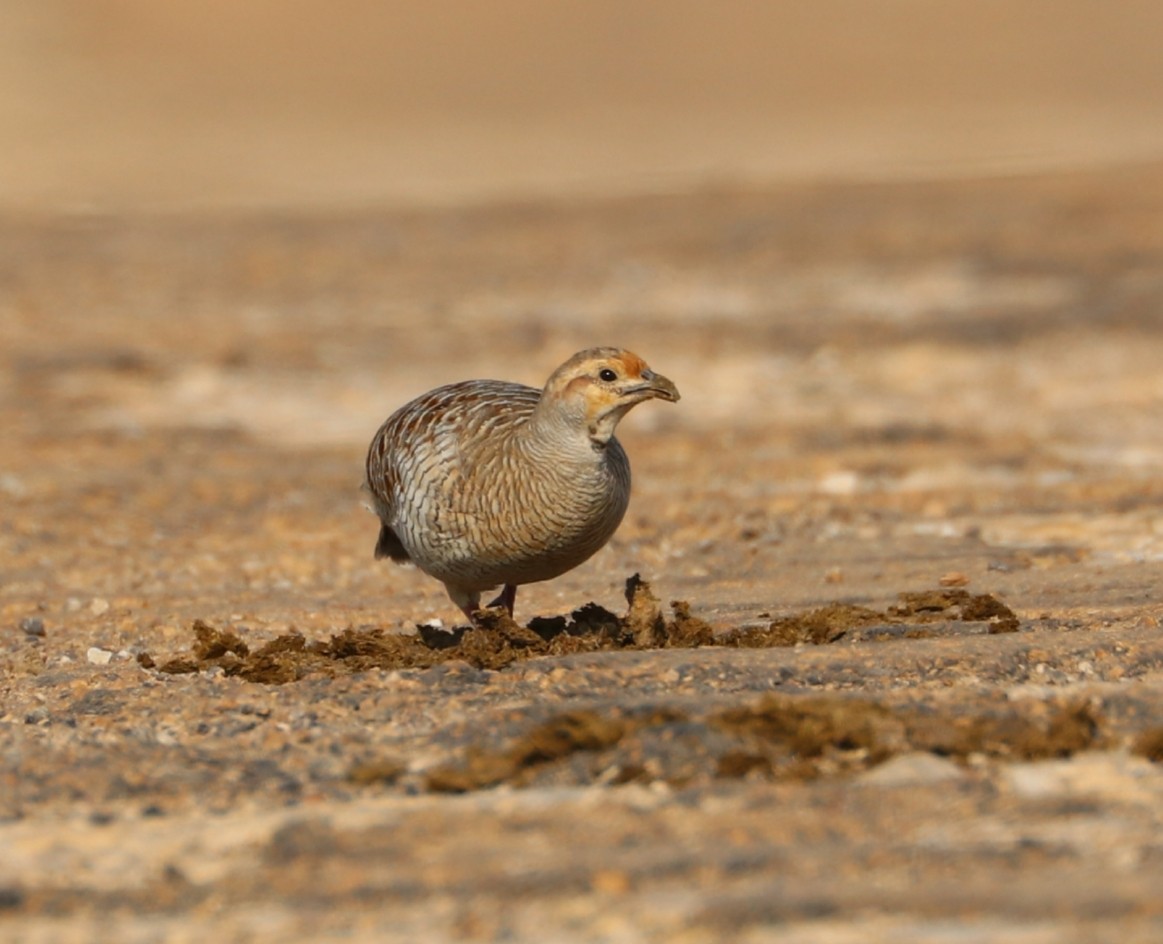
4;164;1163;941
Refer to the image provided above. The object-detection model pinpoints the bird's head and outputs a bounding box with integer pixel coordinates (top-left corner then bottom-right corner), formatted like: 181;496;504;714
539;347;680;445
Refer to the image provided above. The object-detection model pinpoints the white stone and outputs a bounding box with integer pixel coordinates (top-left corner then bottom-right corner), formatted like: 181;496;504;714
86;647;114;665
818;469;860;496
1005;752;1159;804
860;752;965;788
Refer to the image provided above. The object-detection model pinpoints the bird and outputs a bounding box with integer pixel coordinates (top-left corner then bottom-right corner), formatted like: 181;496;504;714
365;347;679;622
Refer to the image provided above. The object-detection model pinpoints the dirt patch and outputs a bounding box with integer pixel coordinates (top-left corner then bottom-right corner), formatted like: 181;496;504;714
725;589;1019;648
900;699;1101;761
414;693;1102;794
1131;727;1163;763
708;694;1098;783
715;693;1100;771
891;589;1022;632
140;579;1019;681
724;603;887;647
345;757;407;787
712;695;904;769
424;710;628;793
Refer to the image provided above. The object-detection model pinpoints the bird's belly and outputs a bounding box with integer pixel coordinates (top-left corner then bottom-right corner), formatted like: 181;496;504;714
400;478;628;591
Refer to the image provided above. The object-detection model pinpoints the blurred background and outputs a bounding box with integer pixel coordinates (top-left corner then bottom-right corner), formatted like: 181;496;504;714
3;0;1163;211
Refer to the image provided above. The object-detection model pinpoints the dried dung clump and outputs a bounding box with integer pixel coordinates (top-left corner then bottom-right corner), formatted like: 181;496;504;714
424;710;627;793
345;758;407;786
410;694;1104;794
1130;727;1163;763
891;589;1021;633
713;694;904;762
149;624;336;684
140;578;1019;683
721;588;1019;647
901;699;1100;761
723;603;886;647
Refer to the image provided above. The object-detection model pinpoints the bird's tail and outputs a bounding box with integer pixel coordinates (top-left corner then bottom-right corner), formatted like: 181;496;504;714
374;524;411;562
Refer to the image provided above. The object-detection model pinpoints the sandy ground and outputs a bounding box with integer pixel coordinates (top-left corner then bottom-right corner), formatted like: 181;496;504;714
2;163;1163;941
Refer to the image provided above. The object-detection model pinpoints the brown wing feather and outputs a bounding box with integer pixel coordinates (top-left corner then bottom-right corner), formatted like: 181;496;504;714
365;380;541;563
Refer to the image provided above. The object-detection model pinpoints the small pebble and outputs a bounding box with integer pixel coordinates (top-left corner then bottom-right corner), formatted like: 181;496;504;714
860;752;965;788
87;647;114;665
0;887;26;910
591;869;632;895
20;617;45;637
0;473;26;498
24;707;50;725
90;598;110;616
818;469;860;496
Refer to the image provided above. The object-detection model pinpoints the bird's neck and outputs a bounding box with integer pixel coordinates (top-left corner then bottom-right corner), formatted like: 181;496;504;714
526;402;614;461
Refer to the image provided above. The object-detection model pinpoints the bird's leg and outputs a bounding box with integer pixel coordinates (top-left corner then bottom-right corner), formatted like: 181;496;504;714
483;585;516;613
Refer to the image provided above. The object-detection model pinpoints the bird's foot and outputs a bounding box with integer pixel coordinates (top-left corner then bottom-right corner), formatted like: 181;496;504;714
485;584;518;616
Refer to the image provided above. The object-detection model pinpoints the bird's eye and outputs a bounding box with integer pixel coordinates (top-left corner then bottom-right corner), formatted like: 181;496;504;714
598;368;618;382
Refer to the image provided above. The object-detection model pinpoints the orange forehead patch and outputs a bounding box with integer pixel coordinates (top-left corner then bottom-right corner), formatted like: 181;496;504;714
612;351;648;377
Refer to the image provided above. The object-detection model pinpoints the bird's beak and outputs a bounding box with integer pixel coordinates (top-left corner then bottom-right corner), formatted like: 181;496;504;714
637;369;680;403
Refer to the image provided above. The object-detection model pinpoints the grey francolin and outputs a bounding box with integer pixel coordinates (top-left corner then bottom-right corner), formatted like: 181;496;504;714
365;347;679;621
